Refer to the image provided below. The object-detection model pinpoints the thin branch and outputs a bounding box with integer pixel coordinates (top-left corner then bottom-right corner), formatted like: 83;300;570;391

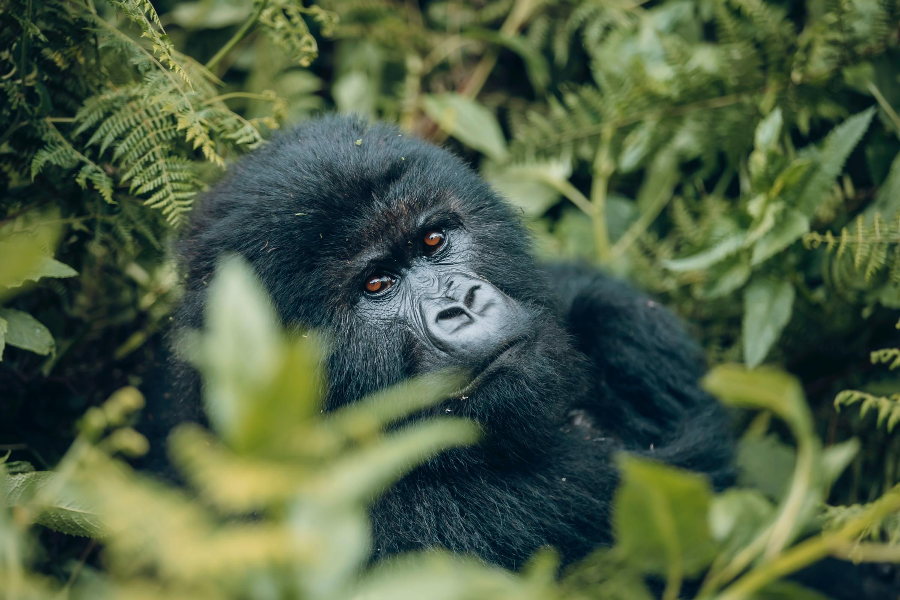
205;0;269;72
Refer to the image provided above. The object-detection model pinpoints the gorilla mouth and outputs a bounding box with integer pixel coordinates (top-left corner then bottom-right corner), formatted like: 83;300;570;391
457;337;528;395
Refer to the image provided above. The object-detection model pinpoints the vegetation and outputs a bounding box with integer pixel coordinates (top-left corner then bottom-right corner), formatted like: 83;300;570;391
2;0;900;598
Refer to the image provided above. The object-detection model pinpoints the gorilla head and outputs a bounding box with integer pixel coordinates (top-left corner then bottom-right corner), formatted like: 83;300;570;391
176;115;589;453
164;114;733;568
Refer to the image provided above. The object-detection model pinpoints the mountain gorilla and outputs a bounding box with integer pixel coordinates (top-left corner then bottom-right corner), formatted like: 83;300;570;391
145;115;735;568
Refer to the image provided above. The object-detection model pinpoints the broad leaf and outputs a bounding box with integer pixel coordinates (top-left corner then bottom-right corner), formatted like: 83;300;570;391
422;93;508;161
695;257;752;299
820;439;860;488
663;234;746;272
703;365;813;438
0;254;77;289
737;435;796;500
3;471;104;537
613;455;716;577
709;489;774;557
0;308;54;357
483;157;572;216
750;209;809;265
742;278;795;368
754;108;783;154
197;256;282;449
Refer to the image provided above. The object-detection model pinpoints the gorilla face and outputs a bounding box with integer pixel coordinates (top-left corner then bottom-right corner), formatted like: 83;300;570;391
178;115;584;447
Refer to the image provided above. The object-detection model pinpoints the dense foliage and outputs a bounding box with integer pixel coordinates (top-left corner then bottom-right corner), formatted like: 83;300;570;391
2;0;900;598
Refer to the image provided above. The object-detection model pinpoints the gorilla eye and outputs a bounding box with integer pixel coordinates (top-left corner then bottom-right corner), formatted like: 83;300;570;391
423;229;446;255
364;272;395;295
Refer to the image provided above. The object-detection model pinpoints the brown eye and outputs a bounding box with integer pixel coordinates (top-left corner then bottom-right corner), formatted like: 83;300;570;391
423;229;445;255
364;273;394;295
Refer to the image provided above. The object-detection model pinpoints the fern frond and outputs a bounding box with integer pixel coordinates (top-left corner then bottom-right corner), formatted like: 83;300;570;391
103;0;192;86
824;502;900;543
804;214;900;282
728;0;793;66
870;348;900;370
835;390;900;432
259;2;337;68
32;122;114;203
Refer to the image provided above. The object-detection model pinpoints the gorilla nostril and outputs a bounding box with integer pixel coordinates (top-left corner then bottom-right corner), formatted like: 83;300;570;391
436;306;466;322
464;285;480;308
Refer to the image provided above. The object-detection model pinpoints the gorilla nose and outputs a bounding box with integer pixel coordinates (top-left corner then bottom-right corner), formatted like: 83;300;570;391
420;276;522;361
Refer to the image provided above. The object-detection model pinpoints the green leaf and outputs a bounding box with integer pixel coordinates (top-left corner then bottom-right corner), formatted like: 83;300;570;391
866;151;900;219
0;253;77;289
754;108;783;155
796;108;875;216
618;121;659;173
613;455;716;577
820;438;860;487
0;308;54;356
695;257;752;299
750;209;809;265
483;158;572;216
3;471;104;537
709;489;774;557
422;93;508;161
635;150;678;212
748;581;833;600
0;316;6;361
196;256;282;449
333;71;377;119
703;365;813;439
737;435;796;500
663;234;746;272
742;278;795;368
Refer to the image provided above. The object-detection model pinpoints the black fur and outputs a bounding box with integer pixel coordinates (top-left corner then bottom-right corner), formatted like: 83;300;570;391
144;115;735;570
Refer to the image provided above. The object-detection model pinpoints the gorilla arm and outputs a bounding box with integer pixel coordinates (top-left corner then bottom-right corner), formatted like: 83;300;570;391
545;263;734;489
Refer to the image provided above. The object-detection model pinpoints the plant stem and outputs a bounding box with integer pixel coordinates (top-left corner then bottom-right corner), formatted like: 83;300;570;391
715;485;900;600
867;80;900;135
591;125;614;262
458;0;534;98
532;173;595;216
205;0;268;73
831;541;900;563
202;91;278;105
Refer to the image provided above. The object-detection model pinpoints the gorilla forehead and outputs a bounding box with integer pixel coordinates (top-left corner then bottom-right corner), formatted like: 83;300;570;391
225;117;512;254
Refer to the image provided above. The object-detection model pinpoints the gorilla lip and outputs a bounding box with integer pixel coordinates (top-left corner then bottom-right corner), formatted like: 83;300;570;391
455;336;527;396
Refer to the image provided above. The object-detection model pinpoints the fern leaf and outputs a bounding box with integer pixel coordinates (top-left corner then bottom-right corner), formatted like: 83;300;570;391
796;108;875;216
870;348;900;370
835;390;900;432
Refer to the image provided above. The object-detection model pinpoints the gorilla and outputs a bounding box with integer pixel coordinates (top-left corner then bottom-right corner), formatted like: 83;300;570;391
145;114;737;568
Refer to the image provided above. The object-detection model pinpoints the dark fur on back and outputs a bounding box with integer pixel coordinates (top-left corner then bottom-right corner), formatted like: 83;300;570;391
145;115;735;570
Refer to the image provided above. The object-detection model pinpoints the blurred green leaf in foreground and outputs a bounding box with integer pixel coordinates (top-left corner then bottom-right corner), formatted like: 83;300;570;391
2;256;899;600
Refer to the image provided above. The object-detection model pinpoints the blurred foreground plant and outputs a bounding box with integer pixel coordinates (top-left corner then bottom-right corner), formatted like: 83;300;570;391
2;255;900;600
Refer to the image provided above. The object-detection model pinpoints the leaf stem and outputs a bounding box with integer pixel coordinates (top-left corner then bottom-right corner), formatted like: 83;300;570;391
513;170;593;216
591;125;614;262
867;80;900;135
458;0;534;99
205;0;269;72
715;485;900;600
